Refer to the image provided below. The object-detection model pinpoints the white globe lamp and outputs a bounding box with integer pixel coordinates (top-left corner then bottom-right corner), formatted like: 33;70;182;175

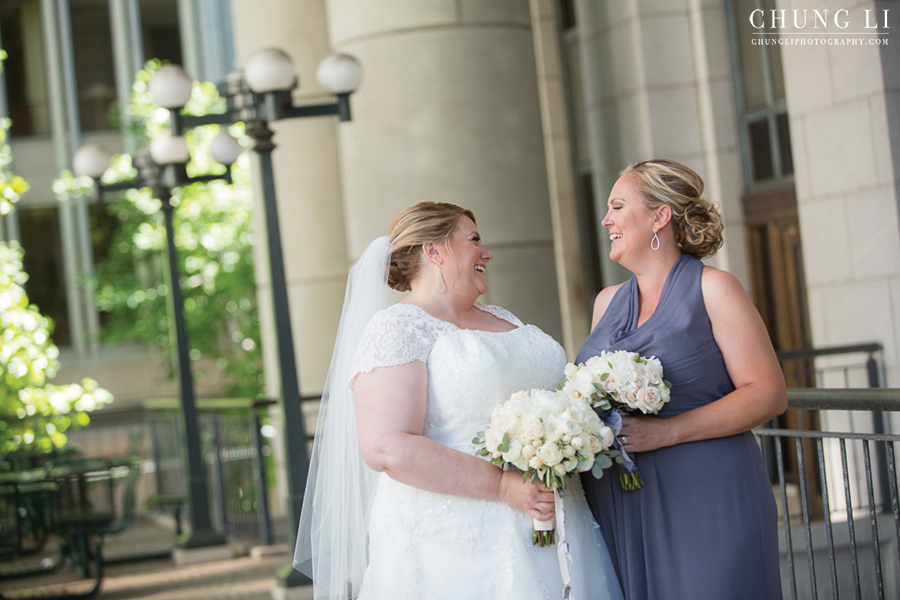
316;53;362;94
245;48;296;93
73;144;112;179
148;65;194;109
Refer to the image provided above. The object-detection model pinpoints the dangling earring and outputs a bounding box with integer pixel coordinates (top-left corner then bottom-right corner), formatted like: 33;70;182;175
651;230;660;251
435;268;446;294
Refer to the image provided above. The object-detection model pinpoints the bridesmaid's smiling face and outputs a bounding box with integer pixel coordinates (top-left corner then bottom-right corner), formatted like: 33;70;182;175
602;174;659;267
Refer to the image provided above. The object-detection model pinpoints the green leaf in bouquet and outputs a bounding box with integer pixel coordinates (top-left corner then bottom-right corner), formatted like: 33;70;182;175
591;460;606;479
664;380;673;389
476;448;489;456
600;373;609;382
615;455;625;464
595;454;613;470
557;376;567;390
593;400;611;411
498;432;510;453
633;355;641;363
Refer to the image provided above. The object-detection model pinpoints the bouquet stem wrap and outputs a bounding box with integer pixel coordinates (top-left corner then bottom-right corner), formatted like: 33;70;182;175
602;408;643;491
533;513;556;546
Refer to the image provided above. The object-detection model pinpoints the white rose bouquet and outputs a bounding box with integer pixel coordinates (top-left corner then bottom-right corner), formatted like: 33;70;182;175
473;388;618;546
559;350;672;490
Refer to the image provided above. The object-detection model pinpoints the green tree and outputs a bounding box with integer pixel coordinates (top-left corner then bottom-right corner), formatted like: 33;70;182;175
0;50;112;453
57;61;264;399
0;244;113;453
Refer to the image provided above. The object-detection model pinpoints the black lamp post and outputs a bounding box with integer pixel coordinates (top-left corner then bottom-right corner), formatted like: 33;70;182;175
73;130;243;551
147;48;362;591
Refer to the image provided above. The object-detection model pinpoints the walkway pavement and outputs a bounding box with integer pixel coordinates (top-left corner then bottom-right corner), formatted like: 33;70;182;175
1;516;314;600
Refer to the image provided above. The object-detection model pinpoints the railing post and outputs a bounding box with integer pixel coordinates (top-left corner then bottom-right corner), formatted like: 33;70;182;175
867;353;892;513
210;412;228;532
251;408;274;545
147;412;165;496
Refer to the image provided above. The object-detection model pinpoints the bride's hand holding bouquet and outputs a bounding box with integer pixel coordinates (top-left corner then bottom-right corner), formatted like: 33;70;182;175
474;388;617;546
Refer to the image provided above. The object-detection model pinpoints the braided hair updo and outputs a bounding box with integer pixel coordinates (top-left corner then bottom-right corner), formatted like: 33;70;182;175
622;159;724;259
387;202;476;292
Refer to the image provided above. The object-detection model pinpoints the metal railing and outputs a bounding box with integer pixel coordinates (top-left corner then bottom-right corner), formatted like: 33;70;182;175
755;389;900;600
145;401;275;544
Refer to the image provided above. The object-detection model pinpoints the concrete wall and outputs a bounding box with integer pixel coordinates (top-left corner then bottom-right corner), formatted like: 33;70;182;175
575;0;750;289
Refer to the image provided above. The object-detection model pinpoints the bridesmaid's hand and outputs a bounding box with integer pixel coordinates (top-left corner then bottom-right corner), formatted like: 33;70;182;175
499;471;555;521
618;415;674;453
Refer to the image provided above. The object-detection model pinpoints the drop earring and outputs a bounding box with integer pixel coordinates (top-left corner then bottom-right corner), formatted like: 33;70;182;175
651;230;660;251
435;269;446;294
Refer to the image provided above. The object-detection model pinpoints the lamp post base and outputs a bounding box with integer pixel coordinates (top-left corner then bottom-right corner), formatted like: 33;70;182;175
172;538;235;566
274;563;313;591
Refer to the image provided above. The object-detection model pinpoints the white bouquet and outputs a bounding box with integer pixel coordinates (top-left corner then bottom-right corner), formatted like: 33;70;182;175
473;388;617;546
560;350;672;490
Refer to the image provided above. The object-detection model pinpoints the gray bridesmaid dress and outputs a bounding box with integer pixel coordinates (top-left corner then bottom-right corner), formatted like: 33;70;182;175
578;254;782;600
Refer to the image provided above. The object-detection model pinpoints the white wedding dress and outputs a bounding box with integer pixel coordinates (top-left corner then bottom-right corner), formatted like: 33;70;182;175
351;303;623;600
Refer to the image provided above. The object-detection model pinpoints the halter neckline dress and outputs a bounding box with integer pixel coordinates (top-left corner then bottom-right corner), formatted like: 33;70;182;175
578;254;782;600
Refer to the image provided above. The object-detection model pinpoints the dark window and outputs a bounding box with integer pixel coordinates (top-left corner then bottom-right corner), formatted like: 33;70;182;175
70;0;117;132
748;119;773;182
559;0;576;32
1;0;50;137
19;206;69;346
777;112;793;176
140;0;182;65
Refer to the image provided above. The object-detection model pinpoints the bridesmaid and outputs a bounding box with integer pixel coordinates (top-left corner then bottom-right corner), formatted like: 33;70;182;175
579;159;786;599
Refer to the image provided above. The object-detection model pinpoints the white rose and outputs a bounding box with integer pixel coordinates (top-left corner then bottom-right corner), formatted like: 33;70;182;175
502;439;523;463
485;429;504;453
514;457;529;471
492;411;521;436
521;420;544;441
564;363;579;379
528;455;543;470
635;387;661;414
522;444;536;460
562;444;576;458
599;426;615;449
543;417;565;442
536;442;563;467
563;418;582;437
571;436;585;450
553;463;568;478
563;369;596;401
563;457;579;472
585;436;603;456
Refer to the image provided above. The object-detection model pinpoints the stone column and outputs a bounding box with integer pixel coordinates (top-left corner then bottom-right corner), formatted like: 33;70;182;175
776;1;900;383
575;0;750;288
326;0;564;340
230;0;350;517
230;0;349;399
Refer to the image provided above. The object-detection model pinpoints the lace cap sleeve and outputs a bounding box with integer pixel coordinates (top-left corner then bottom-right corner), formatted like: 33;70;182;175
350;305;440;381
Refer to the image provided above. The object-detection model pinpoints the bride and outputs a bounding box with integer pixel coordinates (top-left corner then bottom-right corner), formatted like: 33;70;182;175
294;202;622;600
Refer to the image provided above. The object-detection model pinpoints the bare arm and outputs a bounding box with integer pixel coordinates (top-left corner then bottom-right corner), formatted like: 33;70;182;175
620;267;787;451
355;361;555;520
590;284;624;331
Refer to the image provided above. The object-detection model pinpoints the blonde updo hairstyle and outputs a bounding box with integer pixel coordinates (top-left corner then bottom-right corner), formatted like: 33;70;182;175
388;202;477;292
622;159;724;260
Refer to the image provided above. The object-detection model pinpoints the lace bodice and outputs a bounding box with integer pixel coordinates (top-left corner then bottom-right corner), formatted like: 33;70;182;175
351;303;567;446
354;303;622;600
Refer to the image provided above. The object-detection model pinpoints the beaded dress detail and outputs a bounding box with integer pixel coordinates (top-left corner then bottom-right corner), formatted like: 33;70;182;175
352;303;622;600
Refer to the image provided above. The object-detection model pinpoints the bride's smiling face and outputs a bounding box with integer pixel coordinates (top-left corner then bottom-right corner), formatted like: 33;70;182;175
439;216;493;297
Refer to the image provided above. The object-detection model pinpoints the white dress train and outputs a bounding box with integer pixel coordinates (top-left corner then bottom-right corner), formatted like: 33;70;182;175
351;303;623;600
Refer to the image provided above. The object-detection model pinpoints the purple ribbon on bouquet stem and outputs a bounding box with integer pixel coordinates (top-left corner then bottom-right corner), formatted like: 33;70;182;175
601;408;644;491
